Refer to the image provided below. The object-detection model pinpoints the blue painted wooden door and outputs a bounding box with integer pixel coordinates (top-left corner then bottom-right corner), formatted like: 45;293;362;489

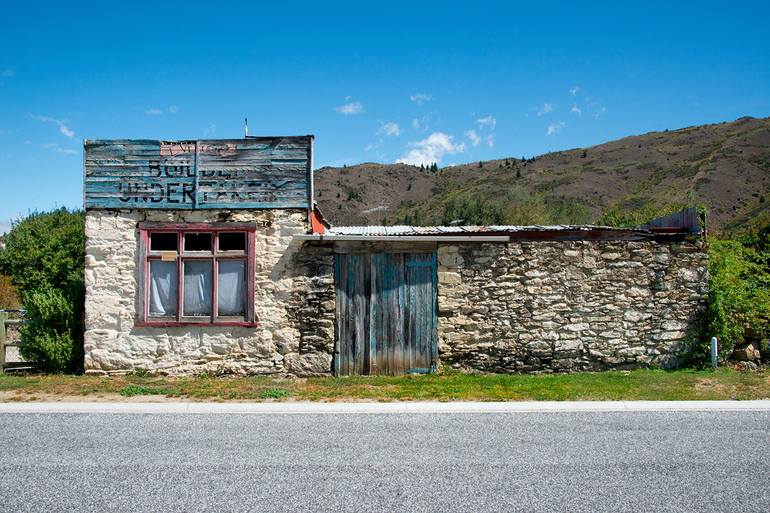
335;252;437;376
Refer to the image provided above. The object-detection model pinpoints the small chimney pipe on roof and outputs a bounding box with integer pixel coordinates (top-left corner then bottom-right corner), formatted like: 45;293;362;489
244;117;248;138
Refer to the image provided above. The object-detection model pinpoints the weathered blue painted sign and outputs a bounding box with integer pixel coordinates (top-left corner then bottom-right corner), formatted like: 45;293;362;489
84;137;313;210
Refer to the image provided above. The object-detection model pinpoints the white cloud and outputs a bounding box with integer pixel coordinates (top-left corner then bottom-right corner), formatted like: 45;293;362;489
396;132;465;166
335;101;364;115
466;115;496;147
584;96;607;119
476;115;496;129
203;123;217;136
547;121;566;135
410;93;432;105
168;106;179;114
0;220;10;235
537;103;554;116
41;143;77;154
570;103;582;116
146;107;163;116
364;140;382;152
378;121;401;137
59;125;74;138
411;114;431;132
569;86;580;96
30;114;75;139
465;129;481;147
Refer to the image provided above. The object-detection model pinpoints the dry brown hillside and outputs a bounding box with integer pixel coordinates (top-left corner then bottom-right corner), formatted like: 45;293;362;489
315;116;770;233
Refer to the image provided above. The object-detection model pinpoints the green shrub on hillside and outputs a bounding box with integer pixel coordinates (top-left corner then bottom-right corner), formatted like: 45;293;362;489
442;195;506;225
439;191;591;226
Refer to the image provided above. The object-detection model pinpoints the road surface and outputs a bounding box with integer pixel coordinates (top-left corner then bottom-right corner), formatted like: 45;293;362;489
0;403;767;512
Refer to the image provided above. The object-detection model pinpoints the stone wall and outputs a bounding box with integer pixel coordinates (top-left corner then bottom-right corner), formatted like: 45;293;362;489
84;209;335;376
436;239;708;372
86;213;709;376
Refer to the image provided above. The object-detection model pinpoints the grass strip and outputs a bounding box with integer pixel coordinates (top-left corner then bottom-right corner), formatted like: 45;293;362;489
0;368;766;402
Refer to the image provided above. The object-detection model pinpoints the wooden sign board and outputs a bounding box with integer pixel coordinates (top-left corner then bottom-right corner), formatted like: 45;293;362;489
84;137;313;210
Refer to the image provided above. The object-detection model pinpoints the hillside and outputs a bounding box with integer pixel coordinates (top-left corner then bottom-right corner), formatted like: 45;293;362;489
314;116;770;233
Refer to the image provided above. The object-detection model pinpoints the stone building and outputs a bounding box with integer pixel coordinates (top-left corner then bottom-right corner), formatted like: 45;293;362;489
83;137;708;376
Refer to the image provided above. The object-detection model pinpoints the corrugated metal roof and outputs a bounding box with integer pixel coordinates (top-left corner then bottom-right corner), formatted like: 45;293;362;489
301;207;701;241
326;224;643;237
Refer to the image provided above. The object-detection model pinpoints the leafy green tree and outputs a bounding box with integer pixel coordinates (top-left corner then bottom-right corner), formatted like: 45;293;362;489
0;208;85;372
0;208;84;294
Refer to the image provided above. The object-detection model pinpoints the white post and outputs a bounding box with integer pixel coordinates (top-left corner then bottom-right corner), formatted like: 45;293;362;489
710;337;718;369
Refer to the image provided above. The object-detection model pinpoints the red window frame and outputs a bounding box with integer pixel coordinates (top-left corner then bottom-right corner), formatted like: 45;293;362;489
136;222;257;327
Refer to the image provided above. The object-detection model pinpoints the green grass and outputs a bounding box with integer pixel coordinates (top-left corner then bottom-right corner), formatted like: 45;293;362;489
0;368;767;402
259;387;291;399
119;384;177;397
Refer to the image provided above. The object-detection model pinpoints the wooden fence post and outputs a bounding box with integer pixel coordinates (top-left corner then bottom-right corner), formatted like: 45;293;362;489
0;312;7;374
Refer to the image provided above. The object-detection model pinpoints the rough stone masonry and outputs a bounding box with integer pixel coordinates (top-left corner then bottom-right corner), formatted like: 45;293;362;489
85;208;708;376
84;209;336;376
436;239;708;372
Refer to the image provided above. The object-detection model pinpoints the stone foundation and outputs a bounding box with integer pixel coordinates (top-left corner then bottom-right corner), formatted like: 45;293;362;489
436;240;708;372
84;209;335;376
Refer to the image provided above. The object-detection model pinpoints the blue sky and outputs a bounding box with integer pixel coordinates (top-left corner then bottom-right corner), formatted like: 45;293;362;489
1;1;769;232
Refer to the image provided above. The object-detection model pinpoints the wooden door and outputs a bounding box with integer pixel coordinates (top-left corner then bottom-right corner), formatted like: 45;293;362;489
335;252;437;375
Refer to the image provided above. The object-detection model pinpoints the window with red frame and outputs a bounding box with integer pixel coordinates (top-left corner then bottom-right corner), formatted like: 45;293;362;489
138;223;256;326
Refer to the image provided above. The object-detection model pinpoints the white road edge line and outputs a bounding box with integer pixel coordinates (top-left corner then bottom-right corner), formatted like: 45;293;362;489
0;400;769;414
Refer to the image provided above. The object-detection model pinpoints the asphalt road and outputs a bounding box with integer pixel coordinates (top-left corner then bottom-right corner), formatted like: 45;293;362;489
0;408;768;512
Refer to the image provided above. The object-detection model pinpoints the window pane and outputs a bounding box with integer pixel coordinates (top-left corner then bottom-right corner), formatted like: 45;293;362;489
183;260;212;316
149;260;177;316
219;232;246;252
185;233;211;252
150;232;177;251
218;260;246;316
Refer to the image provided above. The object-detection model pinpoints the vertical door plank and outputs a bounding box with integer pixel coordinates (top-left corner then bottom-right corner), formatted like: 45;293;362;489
335;255;348;375
393;253;406;375
352;254;369;375
369;253;385;375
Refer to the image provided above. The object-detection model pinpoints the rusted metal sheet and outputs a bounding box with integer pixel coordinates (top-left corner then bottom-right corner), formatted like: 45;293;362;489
335;252;437;376
84;137;312;210
645;206;702;234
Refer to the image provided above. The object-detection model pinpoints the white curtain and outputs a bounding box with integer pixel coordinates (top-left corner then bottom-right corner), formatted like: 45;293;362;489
218;260;245;316
149;261;177;316
183;261;212;316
